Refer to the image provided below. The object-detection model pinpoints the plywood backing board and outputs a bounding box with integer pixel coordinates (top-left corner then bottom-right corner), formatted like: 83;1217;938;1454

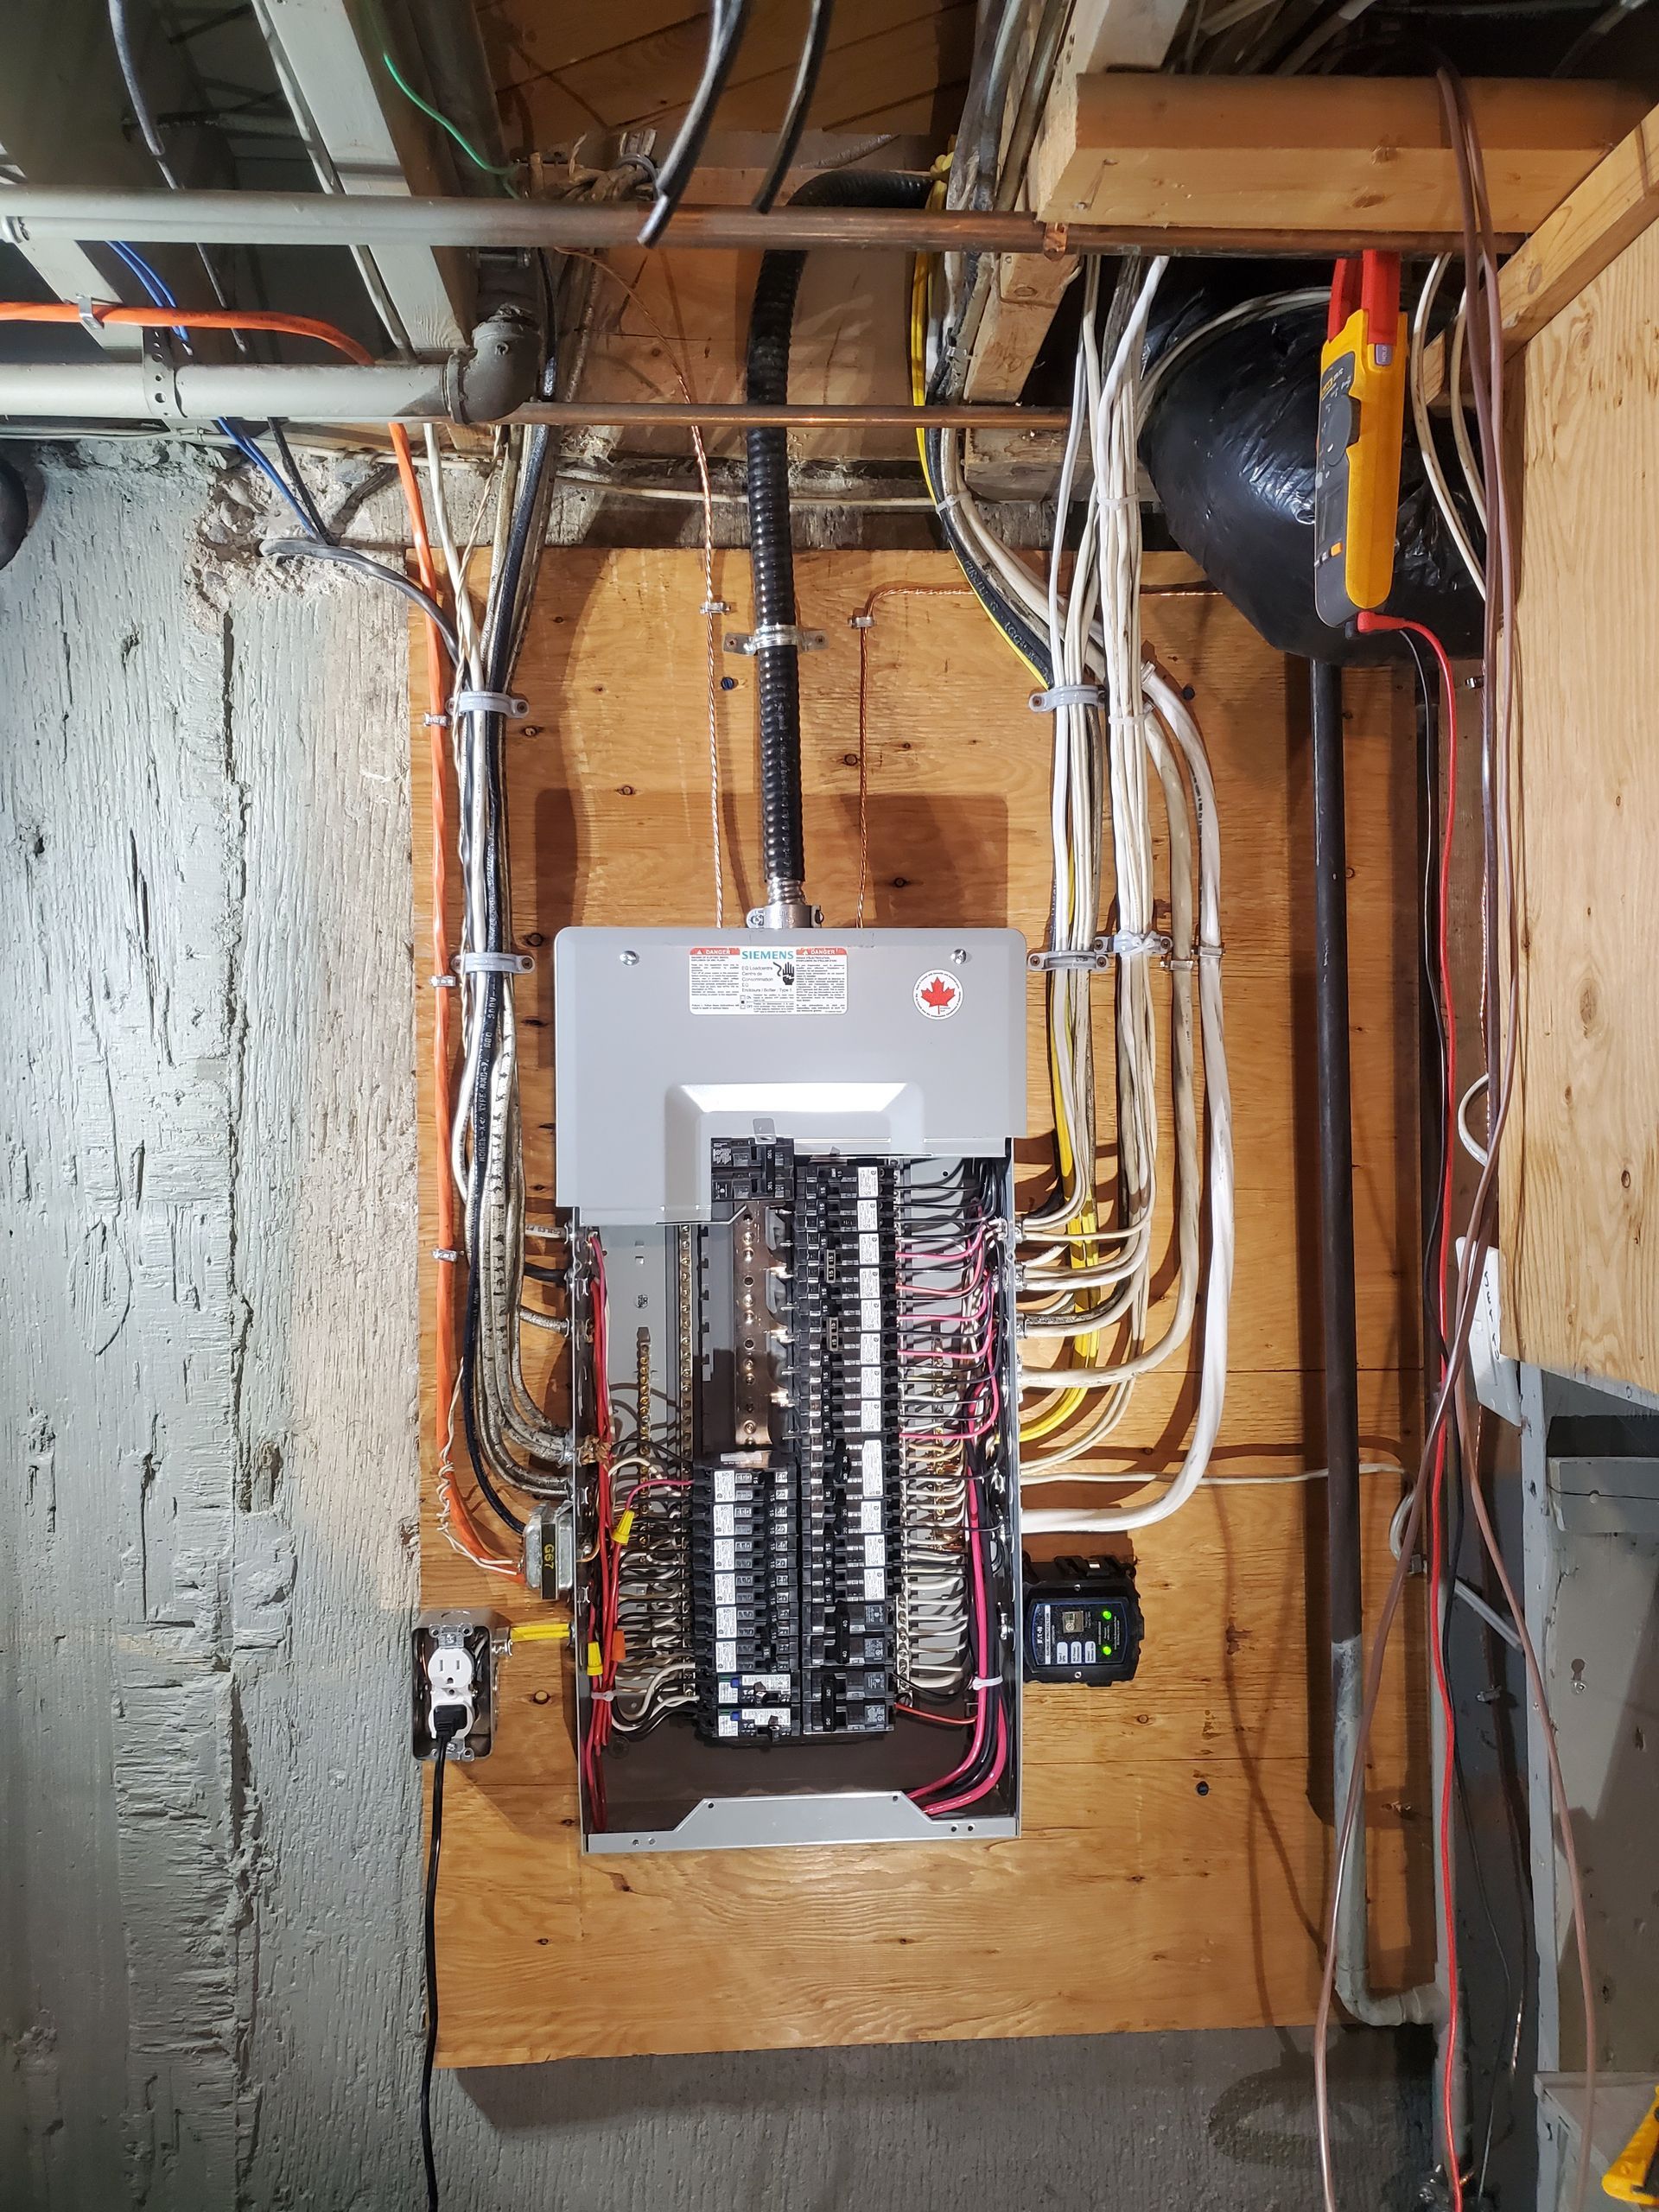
412;549;1430;2065
1503;217;1659;1389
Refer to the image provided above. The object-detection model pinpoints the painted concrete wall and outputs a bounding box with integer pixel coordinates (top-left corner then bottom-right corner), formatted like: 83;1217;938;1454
0;445;1430;2211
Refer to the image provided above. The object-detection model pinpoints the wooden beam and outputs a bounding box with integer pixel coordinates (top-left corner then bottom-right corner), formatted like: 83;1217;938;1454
962;0;1185;404
1421;101;1659;404
1033;75;1648;237
963;251;1077;401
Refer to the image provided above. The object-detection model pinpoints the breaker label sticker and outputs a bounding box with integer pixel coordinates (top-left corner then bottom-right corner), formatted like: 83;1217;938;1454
688;944;849;1014
913;967;963;1020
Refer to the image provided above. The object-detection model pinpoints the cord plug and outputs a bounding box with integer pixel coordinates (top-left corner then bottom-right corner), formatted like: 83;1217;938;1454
412;1609;508;1762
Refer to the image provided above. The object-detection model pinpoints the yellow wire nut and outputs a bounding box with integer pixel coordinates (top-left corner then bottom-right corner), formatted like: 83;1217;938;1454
615;1508;635;1548
584;1639;603;1677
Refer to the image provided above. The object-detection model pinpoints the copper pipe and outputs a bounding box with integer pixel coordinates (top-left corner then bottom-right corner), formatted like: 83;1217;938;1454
500;401;1071;429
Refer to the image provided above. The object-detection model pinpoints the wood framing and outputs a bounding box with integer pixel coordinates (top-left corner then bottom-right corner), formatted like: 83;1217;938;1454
963;0;1186;404
1031;75;1646;238
1503;216;1659;1389
414;548;1430;2067
1421;101;1659;405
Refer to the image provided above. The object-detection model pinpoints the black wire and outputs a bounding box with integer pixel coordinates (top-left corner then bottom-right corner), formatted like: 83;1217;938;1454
639;0;753;245
268;420;333;543
261;539;459;658
752;0;836;213
420;1726;460;2212
920;426;1052;679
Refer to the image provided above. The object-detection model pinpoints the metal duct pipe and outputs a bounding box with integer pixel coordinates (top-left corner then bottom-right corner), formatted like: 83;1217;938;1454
0;187;1497;257
1310;658;1440;2032
0;368;1070;429
0;311;538;425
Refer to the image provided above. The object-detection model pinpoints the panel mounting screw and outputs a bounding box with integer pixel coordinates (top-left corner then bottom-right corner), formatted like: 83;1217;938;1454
950;947;970;965
620;950;639;965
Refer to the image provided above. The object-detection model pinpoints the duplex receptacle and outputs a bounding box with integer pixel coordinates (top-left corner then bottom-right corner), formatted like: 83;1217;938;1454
412;1609;508;1762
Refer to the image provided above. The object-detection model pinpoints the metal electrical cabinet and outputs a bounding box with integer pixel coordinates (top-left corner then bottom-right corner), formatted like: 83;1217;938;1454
554;926;1027;1853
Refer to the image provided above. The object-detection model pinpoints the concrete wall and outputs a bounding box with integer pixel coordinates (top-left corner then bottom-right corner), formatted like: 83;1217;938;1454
0;445;1430;2212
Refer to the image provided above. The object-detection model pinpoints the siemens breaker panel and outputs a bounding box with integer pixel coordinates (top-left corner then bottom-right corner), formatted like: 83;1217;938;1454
553;928;1026;1853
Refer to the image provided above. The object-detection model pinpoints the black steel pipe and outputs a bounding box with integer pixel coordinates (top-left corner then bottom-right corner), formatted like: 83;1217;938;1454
1311;657;1363;1652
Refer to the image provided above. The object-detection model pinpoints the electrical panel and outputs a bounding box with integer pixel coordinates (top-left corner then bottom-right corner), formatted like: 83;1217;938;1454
553;927;1026;1853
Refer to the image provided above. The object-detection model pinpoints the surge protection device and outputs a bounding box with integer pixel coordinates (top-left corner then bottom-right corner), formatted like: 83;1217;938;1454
553;926;1027;1854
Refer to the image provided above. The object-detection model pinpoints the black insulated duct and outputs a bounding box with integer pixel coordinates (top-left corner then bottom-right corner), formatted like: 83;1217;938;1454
744;167;931;927
1140;294;1483;665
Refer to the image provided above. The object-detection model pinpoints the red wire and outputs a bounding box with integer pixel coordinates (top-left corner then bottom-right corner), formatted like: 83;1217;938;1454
1359;608;1463;2208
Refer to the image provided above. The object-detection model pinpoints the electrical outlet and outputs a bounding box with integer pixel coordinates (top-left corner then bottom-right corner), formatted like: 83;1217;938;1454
412;1609;509;1762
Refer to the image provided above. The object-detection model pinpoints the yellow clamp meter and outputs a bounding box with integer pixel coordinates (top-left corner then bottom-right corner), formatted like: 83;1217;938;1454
1314;251;1408;628
1605;2087;1659;2205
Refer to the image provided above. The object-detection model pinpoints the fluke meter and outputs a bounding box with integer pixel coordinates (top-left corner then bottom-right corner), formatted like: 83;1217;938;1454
1315;250;1408;627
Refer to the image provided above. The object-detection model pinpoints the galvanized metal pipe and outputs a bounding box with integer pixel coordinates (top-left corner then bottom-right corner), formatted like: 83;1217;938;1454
0;361;1071;429
0;186;1505;257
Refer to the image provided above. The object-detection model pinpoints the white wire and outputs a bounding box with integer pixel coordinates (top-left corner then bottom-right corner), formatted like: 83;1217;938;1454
1409;257;1485;596
933;254;1234;1526
1021;1457;1402;1490
1458;1073;1491;1166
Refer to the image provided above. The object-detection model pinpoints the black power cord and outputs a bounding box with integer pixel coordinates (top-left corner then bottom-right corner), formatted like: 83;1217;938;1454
639;0;753;244
752;0;836;212
421;1709;466;2212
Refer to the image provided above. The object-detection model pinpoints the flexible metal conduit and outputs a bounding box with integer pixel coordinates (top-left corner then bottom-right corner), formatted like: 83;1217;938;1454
742;167;931;930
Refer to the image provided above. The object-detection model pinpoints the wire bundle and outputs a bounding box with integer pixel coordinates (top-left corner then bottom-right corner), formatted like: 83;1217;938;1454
422;420;574;1541
903;1161;1014;1815
894;1165;998;1704
1309;71;1599;2212
917;254;1235;1527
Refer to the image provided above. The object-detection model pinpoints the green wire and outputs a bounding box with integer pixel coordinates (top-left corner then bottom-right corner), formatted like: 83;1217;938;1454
381;51;518;184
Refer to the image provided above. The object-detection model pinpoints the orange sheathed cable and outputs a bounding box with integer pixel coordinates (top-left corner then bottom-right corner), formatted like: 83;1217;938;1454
392;430;518;1576
0;300;373;364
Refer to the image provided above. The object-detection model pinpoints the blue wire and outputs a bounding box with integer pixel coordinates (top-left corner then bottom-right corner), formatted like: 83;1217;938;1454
110;239;320;538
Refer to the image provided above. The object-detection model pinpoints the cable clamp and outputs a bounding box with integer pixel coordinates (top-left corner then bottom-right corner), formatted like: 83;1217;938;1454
849;613;876;629
74;294;111;340
2;215;28;246
1029;683;1107;713
969;1674;1001;1692
421;710;449;728
1027;944;1111;973
722;624;826;656
454;950;534;976
588;1688;616;1704
429;972;457;988
699;598;731;617
451;689;529;720
432;1246;461;1264
1195;939;1224;963
1100;928;1173;963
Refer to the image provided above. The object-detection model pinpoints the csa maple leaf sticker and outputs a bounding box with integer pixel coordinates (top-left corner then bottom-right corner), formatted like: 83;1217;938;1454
913;969;963;1020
